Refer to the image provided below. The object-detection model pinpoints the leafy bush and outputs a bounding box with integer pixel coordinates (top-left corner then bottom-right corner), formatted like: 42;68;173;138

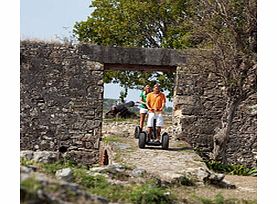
179;176;195;186
205;161;257;176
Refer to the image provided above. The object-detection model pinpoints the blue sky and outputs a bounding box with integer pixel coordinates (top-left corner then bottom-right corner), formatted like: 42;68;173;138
20;0;92;40
20;0;173;106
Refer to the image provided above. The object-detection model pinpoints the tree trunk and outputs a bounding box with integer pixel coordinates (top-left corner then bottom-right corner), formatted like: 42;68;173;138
212;97;240;163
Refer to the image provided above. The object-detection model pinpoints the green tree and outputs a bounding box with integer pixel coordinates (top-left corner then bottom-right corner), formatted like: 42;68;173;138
73;0;195;100
104;70;175;101
74;0;194;48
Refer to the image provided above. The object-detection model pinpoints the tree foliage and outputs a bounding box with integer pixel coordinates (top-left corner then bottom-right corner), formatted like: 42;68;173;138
74;0;196;100
104;70;175;100
74;0;196;48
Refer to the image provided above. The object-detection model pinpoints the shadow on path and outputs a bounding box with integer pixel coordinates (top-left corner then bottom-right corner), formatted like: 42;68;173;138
168;146;194;151
142;146;194;151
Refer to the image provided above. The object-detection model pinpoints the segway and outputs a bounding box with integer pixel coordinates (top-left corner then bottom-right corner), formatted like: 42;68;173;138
138;113;169;149
134;101;144;139
134;126;141;139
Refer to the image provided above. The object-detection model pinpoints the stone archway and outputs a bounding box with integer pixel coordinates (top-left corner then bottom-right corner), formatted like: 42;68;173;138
77;44;186;166
20;41;186;165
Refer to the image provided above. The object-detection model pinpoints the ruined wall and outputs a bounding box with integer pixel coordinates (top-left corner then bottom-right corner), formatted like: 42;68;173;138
20;41;185;165
20;41;257;167
20;41;104;165
173;56;257;168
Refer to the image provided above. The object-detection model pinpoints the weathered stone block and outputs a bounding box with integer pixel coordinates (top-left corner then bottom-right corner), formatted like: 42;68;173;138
20;41;104;165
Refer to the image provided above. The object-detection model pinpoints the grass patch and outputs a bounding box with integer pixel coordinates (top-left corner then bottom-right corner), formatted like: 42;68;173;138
194;193;256;204
20;158;36;166
72;168;176;203
40;161;80;175
74;168;123;201
130;182;176;204
90;183;131;202
20;158;85;175
102;135;123;144
20;176;43;203
72;168;132;202
179;176;195;186
21;176;42;193
205;160;257;176
20;159;177;203
73;168;109;189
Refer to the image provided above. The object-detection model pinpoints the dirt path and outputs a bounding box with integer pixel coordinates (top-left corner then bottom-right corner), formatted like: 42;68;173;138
113;135;209;183
102;119;257;202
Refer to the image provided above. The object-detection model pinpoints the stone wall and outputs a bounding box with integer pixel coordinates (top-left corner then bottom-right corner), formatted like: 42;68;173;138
173;53;257;168
20;41;104;165
20;41;256;167
20;40;186;165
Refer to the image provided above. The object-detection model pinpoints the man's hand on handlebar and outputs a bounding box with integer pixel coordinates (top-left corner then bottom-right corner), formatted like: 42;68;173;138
149;108;163;112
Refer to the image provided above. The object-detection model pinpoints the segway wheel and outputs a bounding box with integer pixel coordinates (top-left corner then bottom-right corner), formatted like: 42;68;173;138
134;126;141;139
138;131;147;148
161;132;169;150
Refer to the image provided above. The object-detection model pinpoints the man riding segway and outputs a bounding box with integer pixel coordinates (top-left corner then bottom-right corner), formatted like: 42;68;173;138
137;83;169;149
146;84;166;144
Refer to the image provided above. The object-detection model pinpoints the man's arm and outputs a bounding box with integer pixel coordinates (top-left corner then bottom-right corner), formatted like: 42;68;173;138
160;94;166;111
146;94;152;110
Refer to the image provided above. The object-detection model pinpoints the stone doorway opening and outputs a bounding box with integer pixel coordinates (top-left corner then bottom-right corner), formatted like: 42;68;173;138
103;63;176;117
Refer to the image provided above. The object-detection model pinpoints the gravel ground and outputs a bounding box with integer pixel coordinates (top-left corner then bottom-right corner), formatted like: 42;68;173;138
102;117;257;202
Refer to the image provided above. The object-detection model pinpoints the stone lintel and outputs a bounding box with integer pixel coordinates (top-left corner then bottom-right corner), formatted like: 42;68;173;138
104;63;176;72
78;43;186;67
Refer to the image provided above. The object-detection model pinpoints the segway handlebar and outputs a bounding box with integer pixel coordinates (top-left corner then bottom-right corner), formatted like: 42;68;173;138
148;109;163;114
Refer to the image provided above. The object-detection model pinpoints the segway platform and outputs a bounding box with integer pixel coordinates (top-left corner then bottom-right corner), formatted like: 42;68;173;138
146;140;161;146
138;131;169;149
135;115;169;149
